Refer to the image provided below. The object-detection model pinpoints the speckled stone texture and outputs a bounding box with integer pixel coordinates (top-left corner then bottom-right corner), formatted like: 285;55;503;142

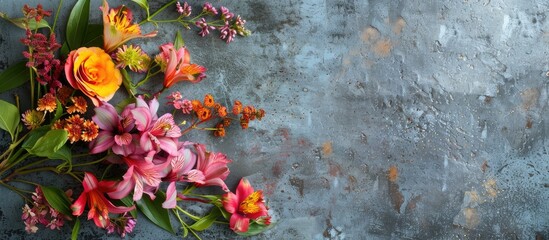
1;0;548;239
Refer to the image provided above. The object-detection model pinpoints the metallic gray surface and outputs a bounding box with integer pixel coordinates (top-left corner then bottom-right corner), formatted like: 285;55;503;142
1;0;548;239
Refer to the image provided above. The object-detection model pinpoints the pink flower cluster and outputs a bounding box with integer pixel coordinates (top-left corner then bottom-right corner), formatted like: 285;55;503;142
22;187;71;233
167;91;193;114
75;95;232;226
21;30;63;93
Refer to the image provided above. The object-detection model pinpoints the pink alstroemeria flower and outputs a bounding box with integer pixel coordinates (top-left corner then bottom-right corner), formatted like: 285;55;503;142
89;102;135;155
108;155;169;201
101;0;157;52
222;178;270;233
132;101;181;156
162;142;206;208
193;143;231;192
155;43;206;88
71;172;135;228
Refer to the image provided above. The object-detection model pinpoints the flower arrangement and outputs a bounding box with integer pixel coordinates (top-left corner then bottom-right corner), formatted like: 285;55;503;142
0;0;271;238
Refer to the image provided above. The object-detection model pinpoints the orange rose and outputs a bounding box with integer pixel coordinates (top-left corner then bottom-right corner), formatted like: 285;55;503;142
64;47;122;106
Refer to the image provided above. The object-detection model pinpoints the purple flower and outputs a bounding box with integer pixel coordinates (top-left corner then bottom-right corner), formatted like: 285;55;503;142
203;2;218;15
176;2;191;17
220;6;234;21
219;22;237;43
196;18;216;37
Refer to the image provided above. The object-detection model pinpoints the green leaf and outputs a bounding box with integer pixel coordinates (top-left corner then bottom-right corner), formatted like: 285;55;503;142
0;100;20;141
71;218;80;240
115;97;135;113
0;12;50;30
25;129;68;157
41;185;73;218
66;0;90;50
235;222;275;237
189;207;221;231
21;126;49;149
60;42;70;57
131;0;149;14
0;61;29;94
174;31;185;49
137;192;174;234
53;99;63;122
49;145;72;162
82;24;103;48
120;196;137;218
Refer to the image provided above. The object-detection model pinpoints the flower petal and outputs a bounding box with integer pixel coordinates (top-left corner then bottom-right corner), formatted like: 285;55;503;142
89;131;115;154
71;193;87;216
114;132;133;146
162;182;177;209
92;102;118;132
222;192;238;214
131;107;151;131
230;213;250;233
236;178;254;201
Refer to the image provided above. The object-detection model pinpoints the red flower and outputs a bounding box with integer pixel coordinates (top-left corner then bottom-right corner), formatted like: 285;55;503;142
71;173;134;228
222;178;270;233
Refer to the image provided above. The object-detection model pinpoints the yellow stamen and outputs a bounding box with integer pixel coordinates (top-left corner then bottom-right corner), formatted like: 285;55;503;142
239;191;262;214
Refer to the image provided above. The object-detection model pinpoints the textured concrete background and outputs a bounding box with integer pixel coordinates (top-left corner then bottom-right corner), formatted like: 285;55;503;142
1;0;549;239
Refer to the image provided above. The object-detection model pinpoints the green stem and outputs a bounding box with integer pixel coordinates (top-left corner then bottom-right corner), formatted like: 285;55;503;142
72;155;108;167
13;158;49;172
139;0;178;25
51;0;64;31
11;178;39;186
0;181;31;201
29;66;35;108
176;206;200;221
135;69;161;87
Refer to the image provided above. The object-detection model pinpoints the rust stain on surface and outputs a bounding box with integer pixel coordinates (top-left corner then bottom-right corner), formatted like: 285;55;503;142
322;141;333;156
387;166;403;213
328;161;341;177
464;208;480;228
360;26;380;43
392;17;406;34
405;195;422;213
484;178;498;198
388;165;398;182
373;39;392;57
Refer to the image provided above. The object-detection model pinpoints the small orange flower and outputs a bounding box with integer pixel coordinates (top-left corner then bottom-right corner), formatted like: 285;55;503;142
67;96;88;114
64;115;85;143
81;120;99;142
191;100;203;111
36;93;57;113
65;123;82;143
21;110;45;130
213;103;222;110
204;94;215;108
218;106;227;118
197;108;211;121
232;100;242;115
243;106;256;120
214;123;226;137
256;109;266;120
223;118;231;127
240;117;249;129
52;119;65;130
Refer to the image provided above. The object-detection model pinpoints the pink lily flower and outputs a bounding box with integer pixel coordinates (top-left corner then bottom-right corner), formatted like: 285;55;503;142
162;142;205;208
132;104;181;156
71;172;135;228
108;155;170;201
101;0;157;52
222;178;270;233
193;143;231;192
155;43;206;88
89;102;135;155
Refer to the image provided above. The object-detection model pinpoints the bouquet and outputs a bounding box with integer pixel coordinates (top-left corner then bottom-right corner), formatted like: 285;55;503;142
0;0;272;238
